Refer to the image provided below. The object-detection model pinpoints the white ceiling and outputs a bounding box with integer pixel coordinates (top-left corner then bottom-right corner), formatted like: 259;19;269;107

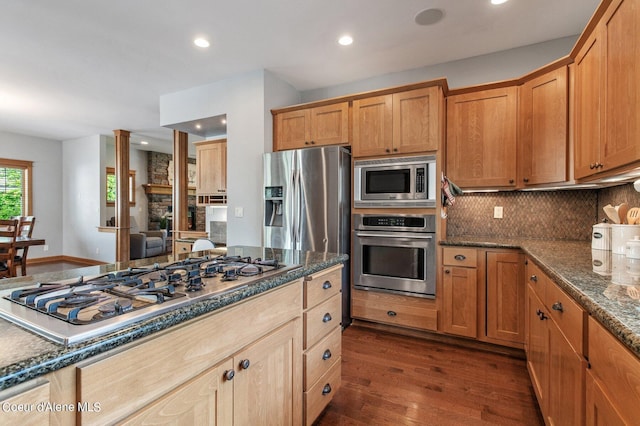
0;0;600;144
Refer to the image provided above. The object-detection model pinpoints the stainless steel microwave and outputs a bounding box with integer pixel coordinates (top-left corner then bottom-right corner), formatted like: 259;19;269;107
354;155;437;208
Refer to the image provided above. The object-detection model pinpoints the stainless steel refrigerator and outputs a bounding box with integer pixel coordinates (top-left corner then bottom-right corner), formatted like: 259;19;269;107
263;146;351;325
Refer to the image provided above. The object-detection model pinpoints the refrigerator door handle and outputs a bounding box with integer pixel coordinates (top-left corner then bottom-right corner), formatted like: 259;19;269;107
291;169;299;245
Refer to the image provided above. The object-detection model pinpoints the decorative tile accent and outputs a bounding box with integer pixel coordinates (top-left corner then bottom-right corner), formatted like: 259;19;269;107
446;189;598;241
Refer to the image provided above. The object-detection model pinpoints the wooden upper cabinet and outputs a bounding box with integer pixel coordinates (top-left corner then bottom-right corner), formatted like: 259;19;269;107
519;66;568;186
574;0;640;179
446;86;518;188
195;139;227;204
352;86;441;157
274;102;349;151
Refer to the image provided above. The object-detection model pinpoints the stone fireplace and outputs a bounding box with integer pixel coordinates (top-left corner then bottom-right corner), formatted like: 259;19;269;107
146;151;205;232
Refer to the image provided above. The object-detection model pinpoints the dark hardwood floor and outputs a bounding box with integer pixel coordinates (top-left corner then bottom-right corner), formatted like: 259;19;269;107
315;325;543;426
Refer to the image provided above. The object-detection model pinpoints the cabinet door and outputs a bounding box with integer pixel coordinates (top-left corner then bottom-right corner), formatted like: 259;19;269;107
446;87;518;188
574;29;603;179
0;381;50;426
486;252;525;344
352;95;393;157
442;266;477;338
585;372;627;426
196;140;227;195
234;319;302;426
310;102;349;146
392;86;440;154
519;67;568;186
120;359;233;425
600;0;640;173
526;286;549;414
276;109;311;151
547;321;585;426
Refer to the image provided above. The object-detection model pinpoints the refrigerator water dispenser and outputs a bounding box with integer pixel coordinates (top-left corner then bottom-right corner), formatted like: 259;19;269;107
265;186;284;227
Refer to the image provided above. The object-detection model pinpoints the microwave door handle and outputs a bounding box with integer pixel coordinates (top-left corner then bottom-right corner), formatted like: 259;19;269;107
355;232;433;239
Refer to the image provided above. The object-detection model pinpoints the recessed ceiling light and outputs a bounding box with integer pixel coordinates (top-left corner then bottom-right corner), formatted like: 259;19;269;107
491;0;509;5
194;38;210;48
140;140;149;145
415;8;444;26
195;124;202;130
221;118;227;125
338;35;353;46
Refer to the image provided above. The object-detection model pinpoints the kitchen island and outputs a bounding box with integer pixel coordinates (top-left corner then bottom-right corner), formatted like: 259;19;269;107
0;246;347;425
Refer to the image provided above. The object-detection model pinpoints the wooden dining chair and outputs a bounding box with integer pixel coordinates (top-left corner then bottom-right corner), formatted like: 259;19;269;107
0;218;20;278
12;216;35;276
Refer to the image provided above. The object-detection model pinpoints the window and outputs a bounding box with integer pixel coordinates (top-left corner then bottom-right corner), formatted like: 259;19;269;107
0;158;33;219
106;167;136;206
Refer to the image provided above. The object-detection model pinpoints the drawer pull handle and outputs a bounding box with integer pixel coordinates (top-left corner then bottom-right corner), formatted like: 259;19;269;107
322;384;332;395
536;309;548;321
530;275;538;282
454;254;466;261
387;310;397;317
240;359;250;370
552;302;564;312
444;269;451;274
322;281;332;290
322;313;332;323
224;369;235;381
322;349;332;361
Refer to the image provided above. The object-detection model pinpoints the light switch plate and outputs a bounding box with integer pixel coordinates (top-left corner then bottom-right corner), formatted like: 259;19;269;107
234;207;244;218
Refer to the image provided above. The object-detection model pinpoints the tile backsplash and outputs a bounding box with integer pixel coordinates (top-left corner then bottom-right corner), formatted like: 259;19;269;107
445;182;640;241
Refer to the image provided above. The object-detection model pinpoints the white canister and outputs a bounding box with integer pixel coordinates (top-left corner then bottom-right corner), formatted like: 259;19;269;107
611;225;640;255
626;236;640;259
592;223;612;250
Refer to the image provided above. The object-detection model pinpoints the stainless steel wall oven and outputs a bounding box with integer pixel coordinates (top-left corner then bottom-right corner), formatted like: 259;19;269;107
353;214;436;298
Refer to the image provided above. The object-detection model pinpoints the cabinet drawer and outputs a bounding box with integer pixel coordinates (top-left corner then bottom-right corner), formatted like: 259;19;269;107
304;265;342;309
304;359;341;426
351;289;438;331
525;259;546;300
545;281;585;354
0;380;50;426
443;247;477;267
304;327;341;390
304;293;342;349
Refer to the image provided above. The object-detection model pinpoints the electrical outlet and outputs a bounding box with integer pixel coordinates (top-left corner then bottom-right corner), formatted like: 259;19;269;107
235;207;244;218
494;206;504;219
43;245;49;251
96;247;100;254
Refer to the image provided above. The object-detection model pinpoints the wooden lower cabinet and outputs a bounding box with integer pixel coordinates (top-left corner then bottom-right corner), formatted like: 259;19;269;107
586;316;640;425
303;265;343;425
0;380;51;426
486;251;525;347
442;265;477;338
120;359;233;425
525;257;587;426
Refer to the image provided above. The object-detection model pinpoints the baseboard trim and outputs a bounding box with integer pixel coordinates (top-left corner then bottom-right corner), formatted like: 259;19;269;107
29;255;108;267
350;319;526;359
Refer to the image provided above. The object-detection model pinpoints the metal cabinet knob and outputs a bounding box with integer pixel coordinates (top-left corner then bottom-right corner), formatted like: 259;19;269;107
444;269;451;274
387;310;397;317
552;302;564;312
224;369;235;381
530;275;538;282
322;313;332;323
322;349;332;361
523;178;530;183
322;384;332;395
536;309;548;320
240;359;250;370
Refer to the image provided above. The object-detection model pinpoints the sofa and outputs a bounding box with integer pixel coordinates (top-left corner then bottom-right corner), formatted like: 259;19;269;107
109;217;167;259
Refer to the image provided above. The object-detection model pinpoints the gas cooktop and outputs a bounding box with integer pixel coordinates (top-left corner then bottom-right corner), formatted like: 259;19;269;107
0;255;301;346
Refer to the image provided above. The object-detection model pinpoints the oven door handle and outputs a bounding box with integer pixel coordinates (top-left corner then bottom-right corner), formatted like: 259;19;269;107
355;232;433;239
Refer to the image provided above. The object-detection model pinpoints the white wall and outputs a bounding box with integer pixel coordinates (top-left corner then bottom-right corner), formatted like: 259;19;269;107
300;36;578;102
0;130;63;259
62;135;115;263
160;70;299;246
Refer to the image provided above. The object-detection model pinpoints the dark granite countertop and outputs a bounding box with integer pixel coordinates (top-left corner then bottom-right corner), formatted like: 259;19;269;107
442;237;640;359
0;246;348;390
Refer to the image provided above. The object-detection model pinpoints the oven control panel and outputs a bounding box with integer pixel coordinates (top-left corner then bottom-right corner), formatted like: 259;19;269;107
356;214;436;232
